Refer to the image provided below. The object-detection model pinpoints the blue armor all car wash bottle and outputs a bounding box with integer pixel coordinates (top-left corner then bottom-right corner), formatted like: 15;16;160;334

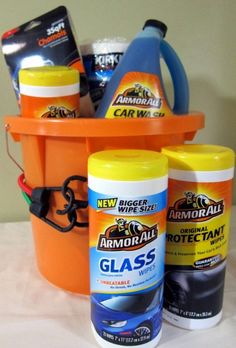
95;19;189;118
88;149;168;348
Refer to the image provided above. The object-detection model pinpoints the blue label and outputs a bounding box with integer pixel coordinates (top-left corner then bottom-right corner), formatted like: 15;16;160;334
88;188;167;215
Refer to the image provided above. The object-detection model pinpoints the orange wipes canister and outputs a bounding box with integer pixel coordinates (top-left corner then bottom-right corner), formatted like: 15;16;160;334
19;66;80;118
161;144;235;330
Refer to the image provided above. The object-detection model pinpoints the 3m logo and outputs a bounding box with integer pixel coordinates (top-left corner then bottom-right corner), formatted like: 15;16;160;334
98;218;158;251
167;192;224;222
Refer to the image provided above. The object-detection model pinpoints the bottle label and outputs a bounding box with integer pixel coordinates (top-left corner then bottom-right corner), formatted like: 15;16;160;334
105;72;172;118
164;169;234;323
89;178;167;345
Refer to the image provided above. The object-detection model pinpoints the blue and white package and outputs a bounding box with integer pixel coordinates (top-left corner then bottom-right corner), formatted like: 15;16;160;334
81;38;128;109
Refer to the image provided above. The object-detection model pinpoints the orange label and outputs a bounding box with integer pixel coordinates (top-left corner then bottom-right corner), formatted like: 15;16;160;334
21;94;80;118
105;72;173;118
89;208;167;251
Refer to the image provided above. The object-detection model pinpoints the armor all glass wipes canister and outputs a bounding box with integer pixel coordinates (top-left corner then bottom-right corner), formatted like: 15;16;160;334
161;144;235;330
88;150;168;348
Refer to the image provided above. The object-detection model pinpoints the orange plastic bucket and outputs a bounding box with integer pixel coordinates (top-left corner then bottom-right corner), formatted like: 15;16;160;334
4;113;204;294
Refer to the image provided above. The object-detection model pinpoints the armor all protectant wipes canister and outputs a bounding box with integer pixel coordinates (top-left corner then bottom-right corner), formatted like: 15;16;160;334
88;150;168;348
161;144;235;330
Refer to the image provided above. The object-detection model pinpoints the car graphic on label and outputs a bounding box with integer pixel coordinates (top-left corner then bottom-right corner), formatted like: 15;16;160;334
164;261;226;317
91;284;163;345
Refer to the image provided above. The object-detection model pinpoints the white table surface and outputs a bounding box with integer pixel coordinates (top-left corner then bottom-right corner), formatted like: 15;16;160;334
0;207;236;348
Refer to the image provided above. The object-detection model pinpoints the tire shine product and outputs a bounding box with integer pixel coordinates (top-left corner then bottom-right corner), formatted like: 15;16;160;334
88;149;168;347
161;144;235;330
19;66;80;118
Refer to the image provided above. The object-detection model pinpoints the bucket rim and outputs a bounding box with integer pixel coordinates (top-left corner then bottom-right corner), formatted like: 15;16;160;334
4;112;204;138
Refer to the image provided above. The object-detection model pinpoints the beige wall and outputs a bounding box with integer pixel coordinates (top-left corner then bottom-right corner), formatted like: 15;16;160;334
0;0;235;221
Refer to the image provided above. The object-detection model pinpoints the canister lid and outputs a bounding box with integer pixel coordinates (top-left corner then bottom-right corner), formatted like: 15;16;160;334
19;66;79;86
143;19;167;37
88;149;168;181
162;144;235;171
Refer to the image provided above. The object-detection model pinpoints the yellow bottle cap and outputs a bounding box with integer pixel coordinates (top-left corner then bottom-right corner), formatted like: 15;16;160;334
162;144;235;171
88;149;168;181
19;66;79;86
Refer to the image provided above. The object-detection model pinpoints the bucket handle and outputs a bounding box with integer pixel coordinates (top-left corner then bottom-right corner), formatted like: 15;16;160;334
5;124;24;172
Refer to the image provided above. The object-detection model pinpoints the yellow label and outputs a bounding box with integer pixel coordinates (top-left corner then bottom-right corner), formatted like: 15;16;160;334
165;178;233;268
105;72;173;118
